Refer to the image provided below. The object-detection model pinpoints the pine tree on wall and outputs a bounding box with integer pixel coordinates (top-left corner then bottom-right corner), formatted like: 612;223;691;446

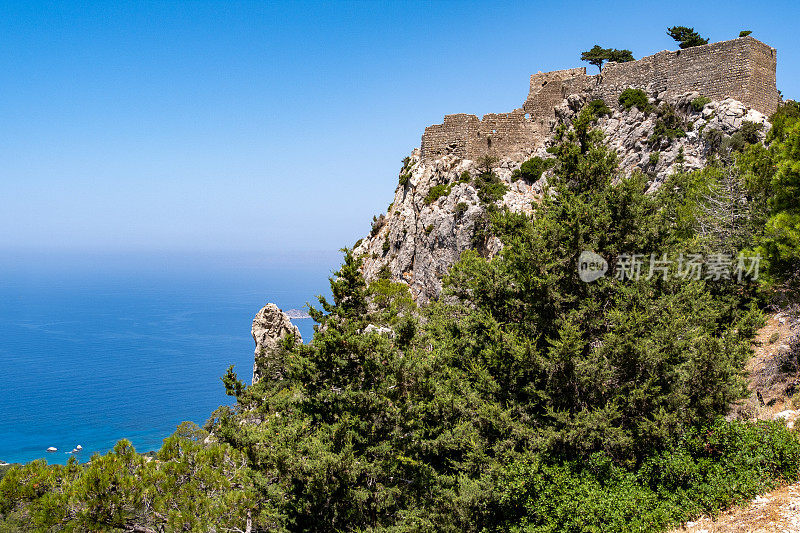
667;26;709;49
580;45;634;71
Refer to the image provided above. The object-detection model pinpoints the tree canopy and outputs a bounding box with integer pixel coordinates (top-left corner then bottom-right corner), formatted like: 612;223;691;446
580;45;634;71
667;26;710;49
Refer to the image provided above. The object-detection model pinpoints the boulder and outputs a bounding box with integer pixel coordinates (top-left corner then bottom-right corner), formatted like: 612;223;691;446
774;410;799;429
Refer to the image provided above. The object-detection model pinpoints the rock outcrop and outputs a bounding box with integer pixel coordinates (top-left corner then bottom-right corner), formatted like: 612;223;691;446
251;303;302;384
354;91;770;303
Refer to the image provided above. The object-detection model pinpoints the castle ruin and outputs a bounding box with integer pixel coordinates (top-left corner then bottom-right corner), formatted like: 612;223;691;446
420;36;780;163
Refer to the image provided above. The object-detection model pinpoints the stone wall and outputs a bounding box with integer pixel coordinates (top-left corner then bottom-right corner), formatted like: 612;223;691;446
420;36;779;163
524;67;592;121
420;109;543;163
591;36;779;114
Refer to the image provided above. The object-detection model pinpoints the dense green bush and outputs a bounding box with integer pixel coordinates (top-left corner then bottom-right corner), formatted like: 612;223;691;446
424;183;450;205
619;88;652;112
586;98;612;118
649;103;687;147
494;419;800;532
766;100;800;145
0;464;17;483
472;170;508;204
511;156;554;183
691;95;712;112
0;425;262;532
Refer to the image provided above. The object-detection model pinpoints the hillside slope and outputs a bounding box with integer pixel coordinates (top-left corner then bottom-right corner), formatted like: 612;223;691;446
355;91;769;302
674;311;800;533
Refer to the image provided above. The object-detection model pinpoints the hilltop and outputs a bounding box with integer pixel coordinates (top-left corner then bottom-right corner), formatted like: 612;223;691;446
355;37;780;302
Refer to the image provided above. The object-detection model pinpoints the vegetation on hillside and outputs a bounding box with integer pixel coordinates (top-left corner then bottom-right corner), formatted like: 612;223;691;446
2;100;799;532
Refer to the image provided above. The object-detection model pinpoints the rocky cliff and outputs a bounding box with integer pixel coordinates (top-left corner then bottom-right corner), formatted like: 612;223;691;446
354;90;770;303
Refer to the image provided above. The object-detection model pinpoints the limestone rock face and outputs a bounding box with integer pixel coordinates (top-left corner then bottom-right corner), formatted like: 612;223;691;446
251;303;301;384
354;92;770;304
354;151;505;304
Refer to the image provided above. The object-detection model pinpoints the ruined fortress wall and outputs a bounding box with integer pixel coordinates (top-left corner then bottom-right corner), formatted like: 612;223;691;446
420;37;779;163
420;111;543;163
524;67;591;119
474;110;542;161
746;39;781;115
593;36;779;115
420;114;480;161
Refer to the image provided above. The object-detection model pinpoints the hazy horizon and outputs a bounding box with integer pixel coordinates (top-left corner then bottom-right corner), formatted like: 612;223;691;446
3;0;799;254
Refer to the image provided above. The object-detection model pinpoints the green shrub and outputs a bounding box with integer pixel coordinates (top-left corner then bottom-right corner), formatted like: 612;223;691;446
649;151;660;166
454;202;468;218
704;128;726;153
458;170;471;183
370;214;386;237
675;146;686;167
376;264;392;280
382;235;390;254
619;88;652;113
424;224;434;235
586;99;612;118
477;154;499;174
511;156;555;183
649;103;687;147
706;121;764;156
0;464;18;483
399;172;411;187
691;96;712;112
473;171;508;204
767;101;800;144
739;30;753;37
738;120;764;144
424;184;450;205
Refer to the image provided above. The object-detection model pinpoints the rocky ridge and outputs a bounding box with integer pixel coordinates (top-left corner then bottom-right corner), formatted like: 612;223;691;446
354;91;770;303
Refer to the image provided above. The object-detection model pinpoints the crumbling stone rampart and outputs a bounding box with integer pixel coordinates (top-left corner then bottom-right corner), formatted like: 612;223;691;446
420;36;779;163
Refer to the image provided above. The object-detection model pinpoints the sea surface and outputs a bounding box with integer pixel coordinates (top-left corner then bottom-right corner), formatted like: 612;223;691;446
0;249;339;465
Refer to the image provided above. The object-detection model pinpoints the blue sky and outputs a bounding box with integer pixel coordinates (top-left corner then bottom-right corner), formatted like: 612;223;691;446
2;0;798;254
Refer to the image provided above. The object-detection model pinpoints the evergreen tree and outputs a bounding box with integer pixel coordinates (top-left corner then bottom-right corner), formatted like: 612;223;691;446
667;26;709;49
581;45;635;71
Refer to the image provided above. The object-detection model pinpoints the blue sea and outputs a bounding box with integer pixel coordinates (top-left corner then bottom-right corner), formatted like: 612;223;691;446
0;249;339;465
